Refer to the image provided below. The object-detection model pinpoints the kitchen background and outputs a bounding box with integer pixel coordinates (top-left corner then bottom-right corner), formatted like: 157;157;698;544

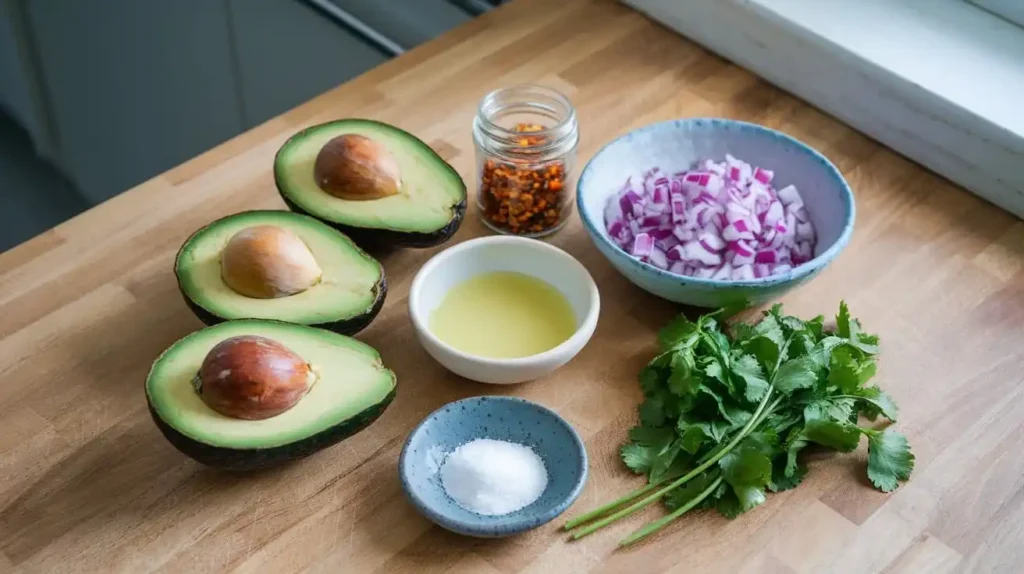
0;0;504;251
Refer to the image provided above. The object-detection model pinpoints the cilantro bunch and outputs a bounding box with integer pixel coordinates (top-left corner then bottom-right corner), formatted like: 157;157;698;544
563;302;914;547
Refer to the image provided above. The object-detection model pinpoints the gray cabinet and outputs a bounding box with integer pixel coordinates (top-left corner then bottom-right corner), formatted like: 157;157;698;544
1;0;489;207
229;0;388;128
26;0;244;203
326;0;471;49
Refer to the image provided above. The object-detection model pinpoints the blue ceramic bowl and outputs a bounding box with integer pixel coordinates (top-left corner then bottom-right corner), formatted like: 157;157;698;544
399;396;588;537
577;118;855;308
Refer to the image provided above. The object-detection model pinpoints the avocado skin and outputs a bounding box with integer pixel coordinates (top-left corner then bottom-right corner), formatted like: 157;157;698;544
149;388;395;471
177;272;388;337
279;193;465;249
274;118;467;249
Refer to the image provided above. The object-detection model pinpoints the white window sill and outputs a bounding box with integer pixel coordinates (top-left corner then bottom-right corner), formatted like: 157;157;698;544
624;0;1024;219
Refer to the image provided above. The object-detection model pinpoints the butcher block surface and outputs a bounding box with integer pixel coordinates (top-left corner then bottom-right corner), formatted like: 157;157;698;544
1;0;1023;572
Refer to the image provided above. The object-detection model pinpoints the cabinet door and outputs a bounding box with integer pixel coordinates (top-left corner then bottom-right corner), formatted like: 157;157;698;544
328;0;472;49
26;0;243;203
228;0;389;127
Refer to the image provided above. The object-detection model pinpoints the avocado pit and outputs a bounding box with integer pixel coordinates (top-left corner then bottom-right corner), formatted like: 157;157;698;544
194;335;316;420
314;134;401;200
221;225;322;299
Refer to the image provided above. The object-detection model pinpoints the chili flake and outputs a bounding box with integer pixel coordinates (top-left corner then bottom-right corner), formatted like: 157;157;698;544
479;123;569;235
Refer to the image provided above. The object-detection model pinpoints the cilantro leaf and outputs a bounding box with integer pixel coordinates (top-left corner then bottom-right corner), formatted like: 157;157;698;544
803;397;856;423
780;315;807;334
668;351;701;396
697;384;752;428
628;426;675;446
704;360;725;384
705;329;732;359
678;423;707;455
788;331;817;360
638;394;668;426
732;353;770;402
743;429;780;457
847;319;879;355
809;336;849;369
719;444;772;488
853;386;900;421
773;357;819;394
828;346;877;393
650;439;683;483
837;302;879;355
866;429;915;492
658;315;698;350
664;472;714;510
730;321;756;343
827;346;858;392
803;418;861;452
765;411;802;437
805;314;825;340
782;426;808;478
743;336;780;373
639;363;664;396
621;443;657;474
717;484;766;518
769;456;806;492
700;419;733;443
836;301;853;339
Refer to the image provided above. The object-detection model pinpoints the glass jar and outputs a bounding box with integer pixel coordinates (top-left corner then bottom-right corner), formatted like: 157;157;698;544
472;85;580;237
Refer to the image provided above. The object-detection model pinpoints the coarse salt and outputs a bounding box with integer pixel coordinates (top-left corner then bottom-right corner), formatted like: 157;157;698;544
439;438;548;516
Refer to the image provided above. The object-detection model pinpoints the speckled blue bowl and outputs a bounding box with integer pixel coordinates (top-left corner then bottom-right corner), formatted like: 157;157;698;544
399;396;588;538
577;118;855;308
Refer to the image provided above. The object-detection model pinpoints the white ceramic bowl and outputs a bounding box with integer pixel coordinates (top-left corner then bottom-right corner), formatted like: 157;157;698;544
408;236;600;384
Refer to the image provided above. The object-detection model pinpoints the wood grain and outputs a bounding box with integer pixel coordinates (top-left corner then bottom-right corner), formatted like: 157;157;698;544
1;0;1023;572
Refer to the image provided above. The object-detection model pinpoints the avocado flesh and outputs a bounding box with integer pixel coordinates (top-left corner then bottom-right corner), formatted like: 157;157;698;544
275;119;466;244
176;211;385;333
147;320;395;456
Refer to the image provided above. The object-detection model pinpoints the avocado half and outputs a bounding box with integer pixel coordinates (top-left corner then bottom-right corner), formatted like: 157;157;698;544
175;210;386;336
274;119;467;247
146;320;396;470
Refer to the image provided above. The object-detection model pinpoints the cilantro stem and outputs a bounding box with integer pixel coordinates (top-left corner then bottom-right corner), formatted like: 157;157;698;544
562;480;666;531
618;475;724;547
569;388;776;540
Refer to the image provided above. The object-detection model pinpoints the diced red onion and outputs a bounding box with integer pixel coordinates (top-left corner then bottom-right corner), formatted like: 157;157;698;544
667;245;686;261
648;228;674;240
698;231;725;252
632;233;653;259
734;264;755;280
619;190;643;217
754;249;778;264
762;201;783;228
777;185;801;207
703;159;725;175
672;225;695;242
670;196;686;224
649;246;668;269
683;240;723;267
795;221;815;241
711;265;733;280
644;201;669;216
655;234;680;251
605;160;816;281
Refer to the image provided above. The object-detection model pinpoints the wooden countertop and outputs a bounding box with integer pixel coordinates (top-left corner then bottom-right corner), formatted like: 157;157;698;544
2;1;1022;572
